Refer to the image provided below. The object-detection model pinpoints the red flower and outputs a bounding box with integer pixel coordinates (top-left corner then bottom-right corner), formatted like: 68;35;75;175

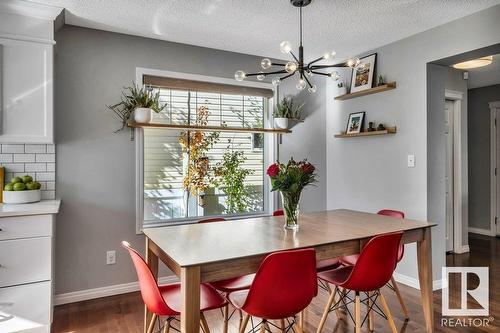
267;163;280;177
300;162;315;174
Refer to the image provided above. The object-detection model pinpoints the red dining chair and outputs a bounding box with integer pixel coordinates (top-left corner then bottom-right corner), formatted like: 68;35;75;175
121;241;227;333
338;209;409;320
273;209;284;216
229;248;317;333
316;232;403;333
197;217;255;332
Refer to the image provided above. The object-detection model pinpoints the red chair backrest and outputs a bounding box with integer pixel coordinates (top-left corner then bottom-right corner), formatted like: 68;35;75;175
377;209;405;261
342;232;403;292
273;209;284;216
241;248;317;319
121;241;174;316
198;217;227;224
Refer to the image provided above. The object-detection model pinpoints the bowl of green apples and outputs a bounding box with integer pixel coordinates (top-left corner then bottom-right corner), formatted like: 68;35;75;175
3;175;42;204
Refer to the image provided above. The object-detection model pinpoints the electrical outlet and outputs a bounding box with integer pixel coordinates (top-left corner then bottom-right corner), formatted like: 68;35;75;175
106;250;116;265
407;154;415;168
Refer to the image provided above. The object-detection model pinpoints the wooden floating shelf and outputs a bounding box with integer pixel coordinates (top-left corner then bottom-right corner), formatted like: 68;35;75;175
334;126;397;138
127;121;291;134
335;82;397;101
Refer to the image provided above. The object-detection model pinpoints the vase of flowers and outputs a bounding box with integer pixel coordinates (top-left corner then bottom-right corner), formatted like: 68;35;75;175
267;158;317;230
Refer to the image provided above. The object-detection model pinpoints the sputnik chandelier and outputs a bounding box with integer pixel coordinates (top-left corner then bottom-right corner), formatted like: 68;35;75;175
234;0;362;93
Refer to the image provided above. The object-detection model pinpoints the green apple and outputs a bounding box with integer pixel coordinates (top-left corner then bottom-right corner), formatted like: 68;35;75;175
4;183;14;191
22;175;33;183
26;182;38;190
13;182;26;191
11;177;23;184
33;182;42;190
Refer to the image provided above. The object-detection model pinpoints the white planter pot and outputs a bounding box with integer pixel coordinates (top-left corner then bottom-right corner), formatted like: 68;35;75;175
3;189;41;204
274;118;289;129
134;107;152;123
338;87;347;96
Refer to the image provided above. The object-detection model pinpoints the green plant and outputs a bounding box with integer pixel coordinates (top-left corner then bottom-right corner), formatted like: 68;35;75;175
274;96;303;119
212;141;254;213
107;82;166;132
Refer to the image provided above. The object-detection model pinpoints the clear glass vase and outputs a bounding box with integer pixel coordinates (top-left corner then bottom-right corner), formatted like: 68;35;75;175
280;191;301;230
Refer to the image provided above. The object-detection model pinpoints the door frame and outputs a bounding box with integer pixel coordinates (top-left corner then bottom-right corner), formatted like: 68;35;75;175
445;89;467;253
489;101;500;236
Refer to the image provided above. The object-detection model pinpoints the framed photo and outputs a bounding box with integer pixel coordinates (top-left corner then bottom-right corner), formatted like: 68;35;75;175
346;112;365;134
350;53;377;93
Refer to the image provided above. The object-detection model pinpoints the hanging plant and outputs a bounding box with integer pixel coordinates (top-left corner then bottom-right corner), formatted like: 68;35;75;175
179;106;220;197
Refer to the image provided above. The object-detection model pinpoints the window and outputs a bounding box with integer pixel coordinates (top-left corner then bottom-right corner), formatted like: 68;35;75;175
136;71;275;229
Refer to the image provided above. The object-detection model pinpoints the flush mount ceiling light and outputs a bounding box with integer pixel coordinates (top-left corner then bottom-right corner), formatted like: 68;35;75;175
452;56;493;69
234;0;362;93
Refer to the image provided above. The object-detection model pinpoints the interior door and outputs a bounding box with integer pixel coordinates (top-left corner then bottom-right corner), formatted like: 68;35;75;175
445;100;454;251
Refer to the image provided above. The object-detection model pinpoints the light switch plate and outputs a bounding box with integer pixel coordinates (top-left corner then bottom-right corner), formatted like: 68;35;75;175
407;154;415;168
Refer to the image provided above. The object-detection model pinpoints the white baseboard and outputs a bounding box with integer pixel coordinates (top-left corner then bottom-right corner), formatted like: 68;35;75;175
54;276;178;305
393;272;442;291
468;227;493;236
461;245;470;253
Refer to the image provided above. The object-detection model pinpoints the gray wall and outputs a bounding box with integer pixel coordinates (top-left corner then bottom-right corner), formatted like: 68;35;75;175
277;78;327;213
468;84;500;230
54;25;327;294
326;4;500;282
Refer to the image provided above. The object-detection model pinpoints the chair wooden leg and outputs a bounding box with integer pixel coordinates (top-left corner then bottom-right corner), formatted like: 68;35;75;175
280;319;286;332
299;311;304;331
378;290;398;333
163;318;171;333
146;313;157;333
200;312;211;333
239;314;250;333
260;319;267;333
223;304;229;333
316;286;337;333
294;320;305;333
238;309;244;330
354;292;361;333
367;292;374;332
390;276;410;321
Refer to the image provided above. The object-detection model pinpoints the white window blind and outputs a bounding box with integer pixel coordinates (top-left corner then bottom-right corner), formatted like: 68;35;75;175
142;86;268;225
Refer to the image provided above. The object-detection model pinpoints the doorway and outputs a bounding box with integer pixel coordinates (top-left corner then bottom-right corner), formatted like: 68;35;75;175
490;101;500;236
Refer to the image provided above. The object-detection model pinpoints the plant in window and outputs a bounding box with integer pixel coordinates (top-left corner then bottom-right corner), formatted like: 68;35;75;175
212;140;254;213
179;106;220;200
273;96;304;129
107;82;166;132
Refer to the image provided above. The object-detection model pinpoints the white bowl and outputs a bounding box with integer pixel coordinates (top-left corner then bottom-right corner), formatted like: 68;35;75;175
3;189;42;204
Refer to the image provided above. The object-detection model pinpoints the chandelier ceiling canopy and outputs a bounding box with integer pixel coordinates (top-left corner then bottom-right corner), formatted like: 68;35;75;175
234;0;363;93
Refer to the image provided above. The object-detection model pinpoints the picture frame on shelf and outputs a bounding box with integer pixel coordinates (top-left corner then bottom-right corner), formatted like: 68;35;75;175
346;111;365;134
349;53;377;93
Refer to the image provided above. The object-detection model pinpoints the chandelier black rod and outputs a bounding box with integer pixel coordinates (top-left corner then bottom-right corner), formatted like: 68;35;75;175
245;70;287;77
303;75;314;88
310;62;349;69
311;71;332;77
280;73;295;81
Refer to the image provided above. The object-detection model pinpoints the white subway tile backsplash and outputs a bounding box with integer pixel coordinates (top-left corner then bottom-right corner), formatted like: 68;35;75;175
35;172;55;181
14;154;36;163
3;163;25;172
25;144;47;154
0;144;56;199
36;154;55;163
2;144;24;153
46;144;55;154
0;154;13;163
25;163;47;172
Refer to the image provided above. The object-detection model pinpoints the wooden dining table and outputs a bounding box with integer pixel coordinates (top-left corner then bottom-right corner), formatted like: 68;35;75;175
143;209;436;333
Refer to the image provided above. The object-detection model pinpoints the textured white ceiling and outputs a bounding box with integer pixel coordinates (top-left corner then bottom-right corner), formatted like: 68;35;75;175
467;54;500;89
29;0;500;61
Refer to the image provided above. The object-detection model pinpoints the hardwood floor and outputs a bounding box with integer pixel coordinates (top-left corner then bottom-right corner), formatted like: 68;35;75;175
52;233;499;333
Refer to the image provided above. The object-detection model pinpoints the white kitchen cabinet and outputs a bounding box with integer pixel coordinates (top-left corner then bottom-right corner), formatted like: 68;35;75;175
0;200;60;333
0;38;53;143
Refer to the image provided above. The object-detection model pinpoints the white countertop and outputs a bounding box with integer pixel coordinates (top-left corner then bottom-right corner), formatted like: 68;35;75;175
0;199;61;217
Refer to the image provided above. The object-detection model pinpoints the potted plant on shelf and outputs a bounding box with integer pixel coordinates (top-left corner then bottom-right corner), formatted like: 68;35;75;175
107;83;166;131
337;82;347;96
267;158;317;230
273;96;303;129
